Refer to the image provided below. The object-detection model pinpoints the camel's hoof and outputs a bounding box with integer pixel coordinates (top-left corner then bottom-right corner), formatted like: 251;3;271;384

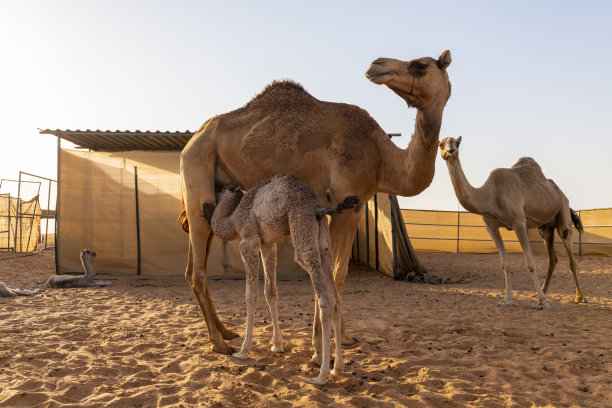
575;296;587;304
496;300;513;307
330;368;342;376
270;345;284;353
309;376;327;386
232;351;248;360
310;352;322;367
532;301;552;310
341;335;358;347
211;341;236;355
221;328;240;340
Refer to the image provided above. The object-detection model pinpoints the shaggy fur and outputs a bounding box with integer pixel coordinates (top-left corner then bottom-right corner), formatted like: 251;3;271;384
46;249;112;288
440;136;586;308
0;281;39;297
211;174;358;385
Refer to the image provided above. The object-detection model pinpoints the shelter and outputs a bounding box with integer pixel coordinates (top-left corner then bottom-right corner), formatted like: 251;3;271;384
41;129;306;279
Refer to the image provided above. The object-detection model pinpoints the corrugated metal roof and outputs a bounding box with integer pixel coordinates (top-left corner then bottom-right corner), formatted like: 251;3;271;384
39;129;194;151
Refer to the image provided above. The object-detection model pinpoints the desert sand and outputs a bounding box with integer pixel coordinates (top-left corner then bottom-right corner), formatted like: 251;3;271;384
0;248;610;407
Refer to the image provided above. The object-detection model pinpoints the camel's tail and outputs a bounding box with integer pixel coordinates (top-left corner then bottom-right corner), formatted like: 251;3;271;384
570;208;583;232
315;196;359;218
178;188;189;233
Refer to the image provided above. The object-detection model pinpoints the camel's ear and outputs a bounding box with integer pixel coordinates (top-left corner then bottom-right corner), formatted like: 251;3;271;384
437;50;452;69
439;140;445;147
457;135;462;145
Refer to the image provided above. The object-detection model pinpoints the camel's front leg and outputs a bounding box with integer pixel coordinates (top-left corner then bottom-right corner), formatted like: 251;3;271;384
484;221;513;307
261;243;284;353
515;223;551;310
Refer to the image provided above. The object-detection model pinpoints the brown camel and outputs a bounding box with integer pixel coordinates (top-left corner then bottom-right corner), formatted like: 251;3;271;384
439;136;586;309
46;249;112;288
211;174;358;385
179;50;453;355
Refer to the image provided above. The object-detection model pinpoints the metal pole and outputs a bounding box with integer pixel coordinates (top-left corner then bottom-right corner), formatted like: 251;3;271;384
456;211;461;253
15;173;22;252
374;194;379;271
45;179;51;248
578;210;582;257
55;136;60;274
7;193;11;251
365;202;370;267
389;194;397;277
134;166;142;275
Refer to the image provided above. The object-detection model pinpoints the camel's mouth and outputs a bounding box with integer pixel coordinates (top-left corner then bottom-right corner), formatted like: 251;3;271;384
365;72;393;85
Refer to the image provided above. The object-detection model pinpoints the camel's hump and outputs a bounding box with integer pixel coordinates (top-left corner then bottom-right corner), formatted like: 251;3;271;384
511;157;547;179
245;80;315;109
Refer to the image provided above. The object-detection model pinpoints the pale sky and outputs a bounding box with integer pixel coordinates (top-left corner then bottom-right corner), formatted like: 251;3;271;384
1;1;611;210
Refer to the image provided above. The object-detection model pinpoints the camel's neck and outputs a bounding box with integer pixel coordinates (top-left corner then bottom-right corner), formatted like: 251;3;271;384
82;257;96;279
211;193;242;241
445;156;483;215
377;103;445;196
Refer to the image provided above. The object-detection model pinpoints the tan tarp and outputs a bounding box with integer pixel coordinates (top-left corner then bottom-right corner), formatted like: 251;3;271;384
58;149;307;278
0;195;41;252
352;193;396;277
401;208;612;256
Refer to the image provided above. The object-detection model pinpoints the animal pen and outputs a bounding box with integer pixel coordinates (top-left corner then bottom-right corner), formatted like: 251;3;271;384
41;129;611;280
0;172;56;253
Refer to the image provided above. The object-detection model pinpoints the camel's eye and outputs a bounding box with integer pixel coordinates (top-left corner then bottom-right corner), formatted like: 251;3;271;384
415;62;428;70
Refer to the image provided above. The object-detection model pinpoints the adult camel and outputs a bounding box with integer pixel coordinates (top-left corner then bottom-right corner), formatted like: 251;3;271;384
179;50;453;355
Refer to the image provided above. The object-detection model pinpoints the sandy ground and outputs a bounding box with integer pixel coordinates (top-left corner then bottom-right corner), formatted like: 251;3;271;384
0;249;610;408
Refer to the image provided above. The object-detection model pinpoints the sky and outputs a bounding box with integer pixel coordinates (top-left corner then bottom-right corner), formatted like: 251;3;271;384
0;1;611;210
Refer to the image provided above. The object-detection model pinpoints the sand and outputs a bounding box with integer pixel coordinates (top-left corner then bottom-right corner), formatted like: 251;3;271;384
0;248;610;407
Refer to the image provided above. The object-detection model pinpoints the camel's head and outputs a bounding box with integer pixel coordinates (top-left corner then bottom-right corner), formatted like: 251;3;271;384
439;136;462;161
80;249;97;259
365;50;452;109
216;184;244;204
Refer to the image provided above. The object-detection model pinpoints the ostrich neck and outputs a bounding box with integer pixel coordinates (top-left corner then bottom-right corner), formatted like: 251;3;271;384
377;102;445;196
445;156;483;215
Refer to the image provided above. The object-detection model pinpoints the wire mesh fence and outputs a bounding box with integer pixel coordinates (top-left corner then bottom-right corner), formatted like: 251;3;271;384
0;172;56;253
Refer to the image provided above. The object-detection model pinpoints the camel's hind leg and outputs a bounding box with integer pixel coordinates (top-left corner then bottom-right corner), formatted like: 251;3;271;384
183;166;237;354
556;216;586;303
538;225;558;294
514;223;551;310
233;237;262;360
484;220;513;307
261;242;284;353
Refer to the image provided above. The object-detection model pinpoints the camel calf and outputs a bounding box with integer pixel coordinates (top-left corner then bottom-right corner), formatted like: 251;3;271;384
46;249;112;288
211;174;358;385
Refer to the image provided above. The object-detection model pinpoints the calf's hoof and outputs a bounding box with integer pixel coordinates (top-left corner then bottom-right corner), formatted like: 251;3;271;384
496;300;513;307
270;345;284;353
532;301;552;310
575;296;587;304
341;334;358;346
232;351;249;360
309;376;327;386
